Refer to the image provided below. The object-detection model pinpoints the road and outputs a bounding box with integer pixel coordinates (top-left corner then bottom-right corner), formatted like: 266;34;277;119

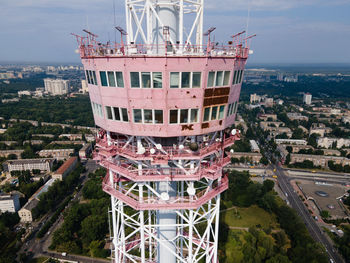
275;164;344;263
21;159;100;261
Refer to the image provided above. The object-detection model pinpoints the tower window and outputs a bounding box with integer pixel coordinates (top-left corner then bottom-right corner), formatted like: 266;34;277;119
100;71;108;86
121;108;129;122
130;72;140;88
153;72;162;88
116;72;124;87
141;72;151;88
133;109;142;123
180;109;189;123
181;72;190;88
192;72;201;88
154;110;163;124
170;110;178;124
170;72;180;88
107;71;116;87
203;107;210;122
207;72;215;87
143;109;153;123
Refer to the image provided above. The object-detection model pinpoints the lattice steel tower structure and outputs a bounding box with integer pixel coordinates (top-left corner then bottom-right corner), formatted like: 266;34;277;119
74;0;253;262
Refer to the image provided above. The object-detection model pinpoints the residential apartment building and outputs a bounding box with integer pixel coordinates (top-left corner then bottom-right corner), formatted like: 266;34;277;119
249;140;260;153
290;154;350;167
230;152;262;164
275;139;307;145
59;134;83;141
38;149;74;160
250;93;262;104
44;78;69;95
32;134;55;138
85;134;95;143
260;121;283;130
23;140;44;145
309;123;332;137
50;140;85;145
258;114;277;121
18;178;57;222
287;112;309;122
303;93;312;105
0;194;20;213
0;150;24;158
81;79;89;93
52;157;78;180
79;144;92;160
317;137;350;149
4;158;55;173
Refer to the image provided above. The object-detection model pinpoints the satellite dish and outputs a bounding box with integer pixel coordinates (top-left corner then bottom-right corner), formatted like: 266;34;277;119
179;144;184;150
150;148;156;154
160;192;169;201
230;149;234;153
187;187;195;196
137;147;146;155
231;129;237;136
249;50;254;55
156;144;162;150
74;49;80;54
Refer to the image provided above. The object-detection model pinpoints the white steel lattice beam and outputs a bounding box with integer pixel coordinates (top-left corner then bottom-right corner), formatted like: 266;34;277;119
125;0;204;49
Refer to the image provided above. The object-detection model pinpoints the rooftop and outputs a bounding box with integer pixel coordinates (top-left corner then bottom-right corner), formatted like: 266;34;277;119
6;158;55;165
55;157;78;175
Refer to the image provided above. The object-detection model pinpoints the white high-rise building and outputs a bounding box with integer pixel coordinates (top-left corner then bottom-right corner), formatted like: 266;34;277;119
80;79;89;93
44;79;69;95
303;93;312;105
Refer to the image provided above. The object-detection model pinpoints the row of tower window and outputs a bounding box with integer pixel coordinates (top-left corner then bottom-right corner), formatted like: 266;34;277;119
86;70;244;89
86;70;97;85
227;102;239;117
104;106;129;122
94;104;238;125
203;105;226;122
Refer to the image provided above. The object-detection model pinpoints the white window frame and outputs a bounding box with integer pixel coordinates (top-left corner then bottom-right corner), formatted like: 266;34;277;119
133;109;164;124
203;107;211;122
218;105;226;119
170;72;202;89
169;108;199;124
131;72;163;89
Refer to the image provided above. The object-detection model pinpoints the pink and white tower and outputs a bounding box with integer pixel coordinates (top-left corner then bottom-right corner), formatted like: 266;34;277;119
75;0;253;262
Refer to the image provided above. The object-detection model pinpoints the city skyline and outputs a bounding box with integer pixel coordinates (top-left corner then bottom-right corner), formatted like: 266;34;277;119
0;0;349;64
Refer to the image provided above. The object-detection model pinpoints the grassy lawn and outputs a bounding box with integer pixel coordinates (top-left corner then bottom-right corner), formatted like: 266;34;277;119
221;205;278;229
223;230;246;263
29;257;49;263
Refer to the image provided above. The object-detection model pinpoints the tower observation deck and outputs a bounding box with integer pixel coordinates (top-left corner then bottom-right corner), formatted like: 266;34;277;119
74;1;254;262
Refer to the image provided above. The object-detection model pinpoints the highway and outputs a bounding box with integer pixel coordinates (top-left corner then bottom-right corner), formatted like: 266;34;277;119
275;164;344;263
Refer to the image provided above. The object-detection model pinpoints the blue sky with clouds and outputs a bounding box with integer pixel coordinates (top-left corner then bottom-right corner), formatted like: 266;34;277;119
0;0;349;64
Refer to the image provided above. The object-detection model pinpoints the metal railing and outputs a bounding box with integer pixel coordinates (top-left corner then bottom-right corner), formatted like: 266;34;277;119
79;42;249;59
102;173;228;210
95;134;239;161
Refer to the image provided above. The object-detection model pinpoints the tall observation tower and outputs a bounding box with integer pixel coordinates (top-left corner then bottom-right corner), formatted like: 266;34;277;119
74;1;253;262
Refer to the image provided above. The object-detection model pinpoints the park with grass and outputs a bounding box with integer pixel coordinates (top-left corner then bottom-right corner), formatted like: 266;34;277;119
218;170;329;263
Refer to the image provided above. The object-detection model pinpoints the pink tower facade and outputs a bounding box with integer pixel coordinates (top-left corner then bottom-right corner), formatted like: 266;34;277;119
75;1;253;262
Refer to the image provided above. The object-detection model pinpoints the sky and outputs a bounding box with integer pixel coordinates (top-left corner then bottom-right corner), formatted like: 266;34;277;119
0;0;350;64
